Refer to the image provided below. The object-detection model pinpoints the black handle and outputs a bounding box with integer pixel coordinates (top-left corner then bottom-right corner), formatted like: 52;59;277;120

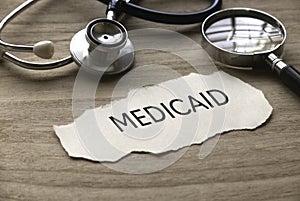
280;66;300;96
266;53;300;96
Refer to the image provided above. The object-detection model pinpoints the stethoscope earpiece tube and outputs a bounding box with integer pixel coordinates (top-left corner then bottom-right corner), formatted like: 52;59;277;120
0;0;73;70
98;0;222;24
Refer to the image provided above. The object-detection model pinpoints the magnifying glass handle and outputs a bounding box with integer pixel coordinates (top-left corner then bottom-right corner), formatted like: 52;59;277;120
280;66;300;96
267;53;300;96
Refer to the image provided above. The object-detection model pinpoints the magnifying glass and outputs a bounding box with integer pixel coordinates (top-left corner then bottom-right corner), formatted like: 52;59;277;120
201;8;300;96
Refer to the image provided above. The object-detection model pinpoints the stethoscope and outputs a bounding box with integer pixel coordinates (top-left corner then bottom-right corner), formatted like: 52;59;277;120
0;0;222;74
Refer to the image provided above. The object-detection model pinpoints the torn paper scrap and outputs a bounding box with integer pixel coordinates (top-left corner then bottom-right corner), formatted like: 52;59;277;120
54;71;273;162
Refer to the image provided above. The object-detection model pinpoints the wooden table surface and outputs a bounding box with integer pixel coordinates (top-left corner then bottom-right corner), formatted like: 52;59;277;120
0;0;299;200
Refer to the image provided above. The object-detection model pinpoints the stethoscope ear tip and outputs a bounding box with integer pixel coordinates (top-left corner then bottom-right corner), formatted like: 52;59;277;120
33;40;54;59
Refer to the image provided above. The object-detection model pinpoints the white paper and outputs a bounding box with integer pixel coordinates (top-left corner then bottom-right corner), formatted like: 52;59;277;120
54;71;272;162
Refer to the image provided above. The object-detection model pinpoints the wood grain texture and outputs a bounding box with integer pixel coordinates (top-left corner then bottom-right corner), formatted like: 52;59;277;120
0;0;299;200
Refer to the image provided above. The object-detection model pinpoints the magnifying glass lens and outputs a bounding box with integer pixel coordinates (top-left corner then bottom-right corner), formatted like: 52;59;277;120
201;8;287;68
205;17;284;54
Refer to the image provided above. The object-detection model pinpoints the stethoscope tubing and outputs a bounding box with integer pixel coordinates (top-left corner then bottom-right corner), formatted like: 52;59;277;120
0;0;35;53
98;0;222;24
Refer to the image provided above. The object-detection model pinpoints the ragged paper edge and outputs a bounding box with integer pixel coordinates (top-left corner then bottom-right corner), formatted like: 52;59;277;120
54;71;273;162
54;124;95;161
54;109;272;162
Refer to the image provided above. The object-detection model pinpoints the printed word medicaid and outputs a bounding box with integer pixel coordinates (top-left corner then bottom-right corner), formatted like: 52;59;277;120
109;89;229;132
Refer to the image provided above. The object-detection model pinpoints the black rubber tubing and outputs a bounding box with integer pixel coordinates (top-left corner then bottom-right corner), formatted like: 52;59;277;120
98;0;222;24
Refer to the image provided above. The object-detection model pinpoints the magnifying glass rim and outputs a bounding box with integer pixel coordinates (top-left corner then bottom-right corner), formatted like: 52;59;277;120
201;7;287;56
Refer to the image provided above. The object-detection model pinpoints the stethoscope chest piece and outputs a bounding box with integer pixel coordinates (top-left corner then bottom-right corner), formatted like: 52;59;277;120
70;18;134;75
